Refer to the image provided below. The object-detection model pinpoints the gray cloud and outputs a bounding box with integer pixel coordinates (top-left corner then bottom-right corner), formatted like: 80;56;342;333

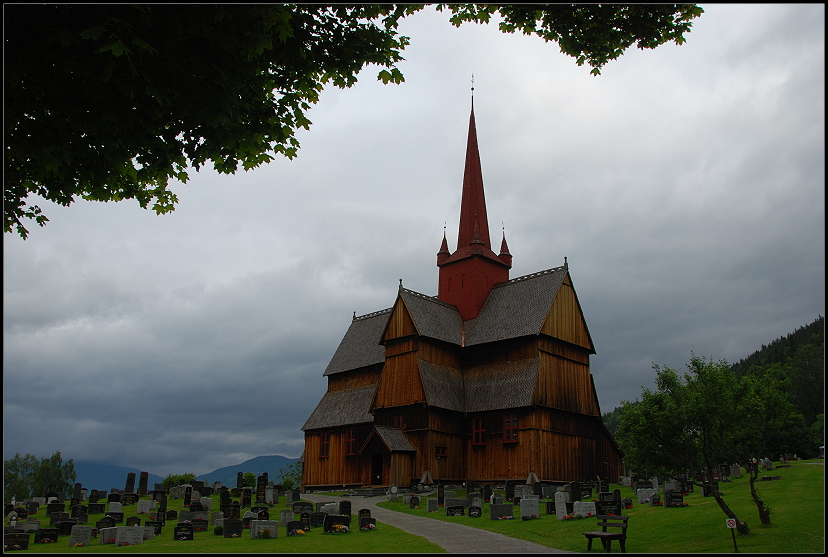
4;5;824;476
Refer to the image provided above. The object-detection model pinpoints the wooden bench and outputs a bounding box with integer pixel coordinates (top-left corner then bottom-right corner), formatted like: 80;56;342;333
583;515;629;553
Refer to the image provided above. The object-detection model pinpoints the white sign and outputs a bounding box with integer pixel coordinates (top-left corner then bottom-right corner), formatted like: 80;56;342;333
726;518;737;529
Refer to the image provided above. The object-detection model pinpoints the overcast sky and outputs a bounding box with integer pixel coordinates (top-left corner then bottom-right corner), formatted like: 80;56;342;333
4;5;824;477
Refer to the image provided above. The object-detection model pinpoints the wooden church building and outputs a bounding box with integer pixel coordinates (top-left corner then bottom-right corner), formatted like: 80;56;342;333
301;104;623;490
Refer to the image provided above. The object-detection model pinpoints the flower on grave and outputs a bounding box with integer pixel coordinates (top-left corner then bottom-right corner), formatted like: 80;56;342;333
107;539;116;544
74;543;84;547
587;513;593;517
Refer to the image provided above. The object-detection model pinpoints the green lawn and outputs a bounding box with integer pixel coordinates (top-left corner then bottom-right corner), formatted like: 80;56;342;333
15;494;444;553
375;460;825;553
12;461;823;553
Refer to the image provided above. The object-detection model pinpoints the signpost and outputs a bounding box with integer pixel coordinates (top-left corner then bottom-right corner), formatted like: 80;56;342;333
726;518;738;552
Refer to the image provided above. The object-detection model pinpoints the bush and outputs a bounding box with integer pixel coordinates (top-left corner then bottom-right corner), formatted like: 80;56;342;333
213;526;223;536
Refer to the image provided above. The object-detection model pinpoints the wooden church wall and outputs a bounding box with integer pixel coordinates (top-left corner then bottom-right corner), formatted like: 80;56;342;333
535;350;600;415
374;349;425;408
382;298;418;342
541;275;593;351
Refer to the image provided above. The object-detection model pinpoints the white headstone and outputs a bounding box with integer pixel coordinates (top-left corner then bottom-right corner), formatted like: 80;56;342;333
115;526;143;547
554;491;568;520
519;497;540;518
136;500;154;514
108;502;122;512
636;488;658;504
250;519;279;539
573;501;597;518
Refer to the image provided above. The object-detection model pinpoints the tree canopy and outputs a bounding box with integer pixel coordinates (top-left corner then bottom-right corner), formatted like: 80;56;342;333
4;4;703;238
3;451;76;500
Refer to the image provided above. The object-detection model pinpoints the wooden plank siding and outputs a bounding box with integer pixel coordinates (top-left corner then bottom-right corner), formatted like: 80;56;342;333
302;426;372;488
326;364;382;392
382;297;418;342
541;276;594;352
374;349;425;408
535;351;599;415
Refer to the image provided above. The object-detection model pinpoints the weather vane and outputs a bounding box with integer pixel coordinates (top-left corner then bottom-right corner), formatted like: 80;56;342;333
471;74;475;99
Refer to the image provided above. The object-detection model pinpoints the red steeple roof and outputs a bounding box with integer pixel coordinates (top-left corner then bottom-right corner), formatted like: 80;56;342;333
457;105;491;249
436;103;512;321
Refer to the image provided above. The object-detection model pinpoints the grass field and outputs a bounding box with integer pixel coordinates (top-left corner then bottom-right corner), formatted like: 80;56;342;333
376;460;825;553
11;460;823;553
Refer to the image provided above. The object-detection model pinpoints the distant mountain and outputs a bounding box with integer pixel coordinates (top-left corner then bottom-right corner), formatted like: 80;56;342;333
199;455;300;487
73;462;165;492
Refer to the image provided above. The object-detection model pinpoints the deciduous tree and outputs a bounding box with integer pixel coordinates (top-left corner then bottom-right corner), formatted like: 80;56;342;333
4;4;703;238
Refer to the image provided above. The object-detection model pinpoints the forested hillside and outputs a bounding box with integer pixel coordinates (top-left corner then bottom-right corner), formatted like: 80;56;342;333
603;316;824;454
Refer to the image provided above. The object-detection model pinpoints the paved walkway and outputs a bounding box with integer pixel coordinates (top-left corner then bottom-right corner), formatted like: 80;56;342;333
302;492;571;553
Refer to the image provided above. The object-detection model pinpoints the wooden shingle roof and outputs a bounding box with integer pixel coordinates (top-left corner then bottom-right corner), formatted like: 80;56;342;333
361;426;417;453
418;357;538;413
418;360;465;412
323;309;391;376
465;266;568;346
301;384;376;431
399;289;463;345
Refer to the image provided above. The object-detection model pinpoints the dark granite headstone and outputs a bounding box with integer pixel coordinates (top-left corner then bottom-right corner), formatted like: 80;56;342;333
4;532;30;551
446;505;464;516
505;480;515;501
124;473;136;494
322;514;350;533
137;472;149;497
183;486;192;507
468;506;482;517
309;512;326;527
358;508;371;519
35;528;59;543
173;524;194;540
665;491;685;507
241;488;252;508
237;472;244;489
95;516;116;529
224;517;243;538
339;500;351;516
146;521;164;535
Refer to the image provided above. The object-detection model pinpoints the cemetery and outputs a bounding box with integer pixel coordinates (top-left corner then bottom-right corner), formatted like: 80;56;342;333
3;460;824;553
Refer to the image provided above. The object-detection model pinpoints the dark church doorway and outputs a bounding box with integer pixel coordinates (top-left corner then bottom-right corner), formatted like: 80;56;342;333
371;454;384;486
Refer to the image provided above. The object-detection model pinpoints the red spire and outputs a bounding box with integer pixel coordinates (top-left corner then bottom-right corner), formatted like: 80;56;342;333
457;105;491;250
437;228;450;265
499;227;512;267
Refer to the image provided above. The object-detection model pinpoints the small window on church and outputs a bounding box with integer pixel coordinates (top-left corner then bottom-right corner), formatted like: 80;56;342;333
503;414;518;444
345;429;356;456
472;417;486;446
435;446;448;459
320;432;330;458
393;414;407;430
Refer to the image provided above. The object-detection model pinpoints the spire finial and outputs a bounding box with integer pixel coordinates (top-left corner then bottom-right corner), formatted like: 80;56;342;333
399;278;403;291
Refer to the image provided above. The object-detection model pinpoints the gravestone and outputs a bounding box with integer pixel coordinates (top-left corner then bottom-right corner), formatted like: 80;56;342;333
292;501;313;514
241;488;252;508
730;465;742;477
224;518;249;538
107;511;124;524
121;493;136;505
166;509;178;520
16;520;40;532
265;486;278;504
427;498;439;512
252;506;269;520
491;492;503;505
95;516;116;530
5;532;30;551
596;500;623;516
189;501;203;512
126;516;141;526
140;525;155;541
229;503;241;519
57;519;78;535
573;501;597;518
636;488;658;504
554;491;569;520
650;492;661;506
299;512;311;529
437;485;445;506
237;472;244;489
210;511;224;525
339;500;351;516
467;492;482;508
309;512;326;527
580;487;593;500
107;493;121;503
446;505;464;516
73;483;83;502
490;503;514;520
124;473;136;494
220;489;231;506
567;481;581;502
137;472;149;497
542;485;555;500
279;509;294;527
50;511;69;525
192;518;208;532
665;491;685;507
469;506;482;518
98;526;118;544
520;497;540;519
250;519;278;539
146;521;163;535
322;514;350;533
183;486;192;507
359;517;377;530
115;526;143;547
137;500;154;514
286;520;306;535
35;528;60;543
409;496;420;509
444;497;467;509
47;502;65;515
613;489;622;501
173;523;194;541
108;502;122;513
598;492;614;503
504;480;515;501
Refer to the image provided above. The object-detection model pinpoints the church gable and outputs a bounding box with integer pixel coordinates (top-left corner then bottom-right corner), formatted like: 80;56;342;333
541;274;595;353
382;296;418;343
324;309;390;376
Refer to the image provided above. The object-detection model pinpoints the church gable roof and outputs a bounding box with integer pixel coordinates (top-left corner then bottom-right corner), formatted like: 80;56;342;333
397;288;462;345
418;359;465;412
324;309;391;376
465;266;568;346
301;384;377;431
464;358;538;412
361;426;417;453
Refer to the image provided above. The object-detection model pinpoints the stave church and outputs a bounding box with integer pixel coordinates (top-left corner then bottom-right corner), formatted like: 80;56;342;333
301;102;623;490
